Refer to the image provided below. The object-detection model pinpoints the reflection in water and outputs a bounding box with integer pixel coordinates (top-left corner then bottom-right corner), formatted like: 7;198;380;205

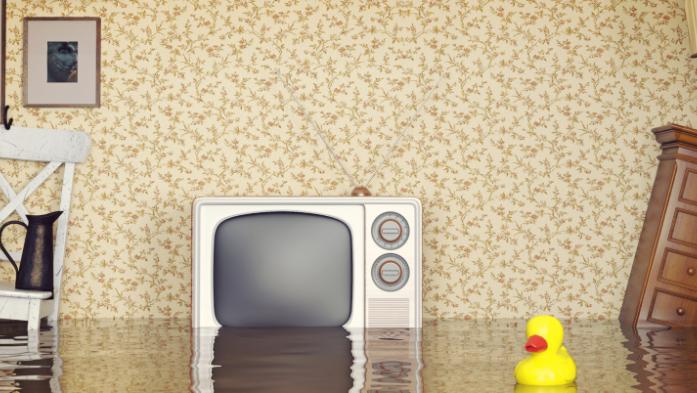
210;328;353;392
192;327;422;392
0;319;696;391
362;328;421;392
0;322;60;392
622;326;697;393
513;385;576;393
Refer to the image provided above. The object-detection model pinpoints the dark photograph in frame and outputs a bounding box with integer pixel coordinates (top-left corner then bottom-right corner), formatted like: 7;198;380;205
23;17;100;107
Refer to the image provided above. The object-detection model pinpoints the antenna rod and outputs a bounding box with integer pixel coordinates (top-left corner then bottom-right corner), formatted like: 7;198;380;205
276;70;359;189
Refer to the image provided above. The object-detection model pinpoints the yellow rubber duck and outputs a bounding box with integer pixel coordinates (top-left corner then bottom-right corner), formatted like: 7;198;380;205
514;315;576;386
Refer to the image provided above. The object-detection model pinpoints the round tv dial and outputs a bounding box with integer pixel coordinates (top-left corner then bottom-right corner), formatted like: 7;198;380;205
371;253;410;292
372;212;409;249
379;261;402;284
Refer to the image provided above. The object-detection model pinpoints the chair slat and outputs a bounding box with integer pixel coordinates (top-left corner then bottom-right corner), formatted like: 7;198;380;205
0;161;62;223
0;173;28;222
50;162;75;323
0;127;90;163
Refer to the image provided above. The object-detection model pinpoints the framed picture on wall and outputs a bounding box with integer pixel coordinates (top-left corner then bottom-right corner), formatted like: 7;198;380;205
23;17;100;107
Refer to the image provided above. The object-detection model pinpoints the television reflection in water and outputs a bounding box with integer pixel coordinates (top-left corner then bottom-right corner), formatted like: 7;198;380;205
191;327;422;392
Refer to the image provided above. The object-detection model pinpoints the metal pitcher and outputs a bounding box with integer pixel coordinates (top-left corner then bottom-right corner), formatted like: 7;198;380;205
0;211;62;292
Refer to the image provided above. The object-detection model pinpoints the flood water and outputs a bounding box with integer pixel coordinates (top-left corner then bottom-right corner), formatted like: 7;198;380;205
0;319;693;392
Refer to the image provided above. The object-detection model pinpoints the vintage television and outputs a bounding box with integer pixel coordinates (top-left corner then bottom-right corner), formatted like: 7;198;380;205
192;197;422;328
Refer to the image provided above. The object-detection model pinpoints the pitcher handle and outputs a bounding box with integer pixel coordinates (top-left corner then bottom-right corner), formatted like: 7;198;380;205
0;221;27;274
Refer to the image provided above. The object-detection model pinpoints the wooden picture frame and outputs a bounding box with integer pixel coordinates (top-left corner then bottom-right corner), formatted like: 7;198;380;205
23;17;100;108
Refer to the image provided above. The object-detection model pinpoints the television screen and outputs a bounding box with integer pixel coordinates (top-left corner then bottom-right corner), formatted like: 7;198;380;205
214;212;352;327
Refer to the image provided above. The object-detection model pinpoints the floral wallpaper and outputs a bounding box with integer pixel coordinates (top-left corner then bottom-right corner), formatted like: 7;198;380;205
0;0;695;319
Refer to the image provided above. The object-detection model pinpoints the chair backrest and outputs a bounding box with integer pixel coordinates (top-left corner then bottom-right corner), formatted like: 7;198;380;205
0;127;91;322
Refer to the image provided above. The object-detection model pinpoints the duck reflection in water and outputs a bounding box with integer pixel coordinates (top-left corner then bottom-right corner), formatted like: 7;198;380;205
192;327;422;392
513;385;576;393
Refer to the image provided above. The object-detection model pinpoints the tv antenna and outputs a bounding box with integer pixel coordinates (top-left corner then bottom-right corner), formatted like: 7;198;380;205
277;70;441;196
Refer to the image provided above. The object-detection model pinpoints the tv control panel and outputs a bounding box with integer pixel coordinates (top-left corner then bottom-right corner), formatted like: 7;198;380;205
365;203;421;328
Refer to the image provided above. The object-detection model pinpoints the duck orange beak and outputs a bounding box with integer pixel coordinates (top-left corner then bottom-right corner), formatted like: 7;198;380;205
525;335;548;352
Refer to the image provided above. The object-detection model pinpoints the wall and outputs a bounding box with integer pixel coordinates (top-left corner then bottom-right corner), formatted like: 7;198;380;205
3;0;696;319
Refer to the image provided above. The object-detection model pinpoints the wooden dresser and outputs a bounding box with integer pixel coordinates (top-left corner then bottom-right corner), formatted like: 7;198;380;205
621;124;697;328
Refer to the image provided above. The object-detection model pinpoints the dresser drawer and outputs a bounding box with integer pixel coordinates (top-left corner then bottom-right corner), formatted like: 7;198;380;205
678;168;697;206
669;208;697;247
659;249;697;291
648;290;697;326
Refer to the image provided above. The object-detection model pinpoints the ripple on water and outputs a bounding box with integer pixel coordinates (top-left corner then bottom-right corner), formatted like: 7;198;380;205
0;319;692;392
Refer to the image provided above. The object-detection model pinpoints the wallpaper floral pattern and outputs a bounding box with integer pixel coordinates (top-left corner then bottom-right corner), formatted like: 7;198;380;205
0;0;695;319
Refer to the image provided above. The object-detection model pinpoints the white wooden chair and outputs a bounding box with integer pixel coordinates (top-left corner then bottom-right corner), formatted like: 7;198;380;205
0;127;90;332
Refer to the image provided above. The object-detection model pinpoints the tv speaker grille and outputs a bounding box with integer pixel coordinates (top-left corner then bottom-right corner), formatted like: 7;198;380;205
367;298;410;327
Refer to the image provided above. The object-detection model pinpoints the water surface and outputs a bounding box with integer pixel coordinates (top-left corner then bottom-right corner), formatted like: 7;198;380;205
0;319;692;392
